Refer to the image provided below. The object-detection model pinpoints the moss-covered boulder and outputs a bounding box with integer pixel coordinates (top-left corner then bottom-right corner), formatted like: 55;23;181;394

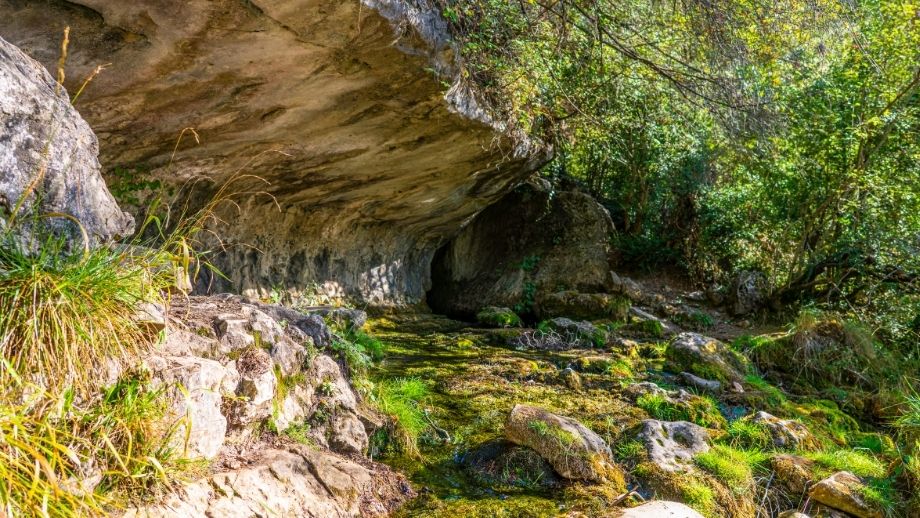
536;291;630;321
749;411;818;450
476;307;523;328
666;332;750;383
504;404;623;484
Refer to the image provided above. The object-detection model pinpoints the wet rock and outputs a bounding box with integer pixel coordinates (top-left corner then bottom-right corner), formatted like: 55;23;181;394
750;411;816;450
638;420;710;473
536;291;630;321
619;501;705;518
727;271;769;316
150;355;230;459
504;404;621;483
462;439;560;489
123;445;414;517
680;372;722;393
771;454;815;494
808;471;883;518
559;367;583;391
666;332;750;383
0;36;133;246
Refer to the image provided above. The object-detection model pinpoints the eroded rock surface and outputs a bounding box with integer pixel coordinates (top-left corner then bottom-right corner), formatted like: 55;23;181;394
0;0;544;304
123;445;414;518
638;419;710;473
618;501;705;518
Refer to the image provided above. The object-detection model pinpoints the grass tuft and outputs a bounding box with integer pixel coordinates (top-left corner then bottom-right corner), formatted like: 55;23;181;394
372;378;430;457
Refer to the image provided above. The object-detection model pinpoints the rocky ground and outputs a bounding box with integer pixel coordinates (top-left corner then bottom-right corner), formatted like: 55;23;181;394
356;275;911;517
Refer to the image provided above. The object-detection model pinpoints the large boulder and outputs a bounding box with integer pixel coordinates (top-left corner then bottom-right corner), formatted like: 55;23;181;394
504;404;622;483
0;36;132;245
429;180;615;316
0;1;545;305
727;271;769;316
666;332;750;383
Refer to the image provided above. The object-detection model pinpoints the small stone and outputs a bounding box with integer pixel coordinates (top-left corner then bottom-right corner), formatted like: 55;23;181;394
329;411;369;455
808;471;883;518
771;454;814;494
135;302;166;330
777;511;811;518
680;372;722;393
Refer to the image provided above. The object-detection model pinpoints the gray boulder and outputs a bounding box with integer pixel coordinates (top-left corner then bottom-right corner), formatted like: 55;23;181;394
727;270;769;316
0;36;132;245
638;420;710;473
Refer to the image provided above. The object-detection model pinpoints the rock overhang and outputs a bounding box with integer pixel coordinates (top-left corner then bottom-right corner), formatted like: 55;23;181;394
0;0;548;304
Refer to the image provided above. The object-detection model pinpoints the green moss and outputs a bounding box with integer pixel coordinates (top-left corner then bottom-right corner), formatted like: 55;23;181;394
681;479;716;517
476;307;523;328
743;374;786;408
636;393;727;429
373;378;430;457
613;439;645;462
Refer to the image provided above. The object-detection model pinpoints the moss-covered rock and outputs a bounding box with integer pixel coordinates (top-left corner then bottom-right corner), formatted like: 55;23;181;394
666;332;750;384
536;290;630;322
462;439;561;490
504;404;623;484
476;307;523;328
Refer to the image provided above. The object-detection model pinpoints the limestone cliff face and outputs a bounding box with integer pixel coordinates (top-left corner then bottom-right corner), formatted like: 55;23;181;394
0;0;545;304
